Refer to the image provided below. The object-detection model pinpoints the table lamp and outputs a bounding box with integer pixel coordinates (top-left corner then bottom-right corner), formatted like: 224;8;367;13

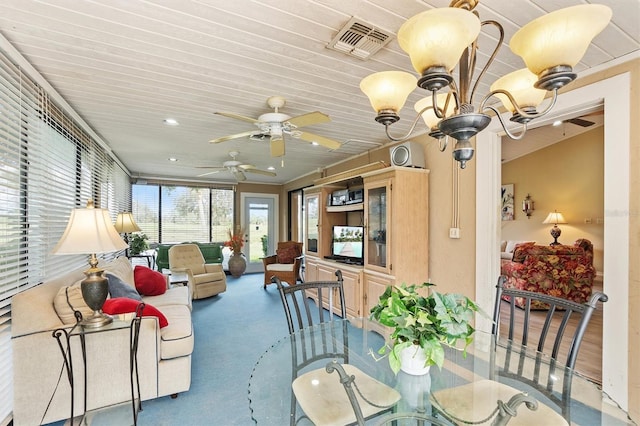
542;210;567;246
52;200;128;327
114;212;141;256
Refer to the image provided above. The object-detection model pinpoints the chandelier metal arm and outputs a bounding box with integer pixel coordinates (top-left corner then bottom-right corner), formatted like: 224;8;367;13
438;136;450;152
446;80;462;114
483;105;528;140
433;91;457;120
383;107;432;142
469;20;504;106
480;88;559;121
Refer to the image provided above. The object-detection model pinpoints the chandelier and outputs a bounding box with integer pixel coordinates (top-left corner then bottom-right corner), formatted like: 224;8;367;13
359;1;612;169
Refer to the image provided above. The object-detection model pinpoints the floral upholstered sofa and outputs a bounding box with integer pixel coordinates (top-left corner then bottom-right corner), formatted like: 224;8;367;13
500;239;596;309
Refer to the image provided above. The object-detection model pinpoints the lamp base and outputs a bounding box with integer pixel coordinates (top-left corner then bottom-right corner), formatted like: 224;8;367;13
81;311;113;328
80;258;112;328
549;225;562;246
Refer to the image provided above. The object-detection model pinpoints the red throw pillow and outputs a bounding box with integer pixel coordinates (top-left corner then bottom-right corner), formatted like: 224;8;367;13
134;266;167;296
103;297;169;328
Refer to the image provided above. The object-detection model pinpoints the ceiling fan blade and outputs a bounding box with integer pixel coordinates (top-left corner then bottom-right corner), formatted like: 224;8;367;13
197;169;223;177
270;136;285;157
286;111;330;128
566;117;595;127
209;130;257;144
240;165;276;177
195;166;226;170
296;131;341;150
232;170;247;181
214;111;261;124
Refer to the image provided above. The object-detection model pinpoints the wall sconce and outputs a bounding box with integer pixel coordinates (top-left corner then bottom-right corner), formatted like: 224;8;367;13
522;194;534;219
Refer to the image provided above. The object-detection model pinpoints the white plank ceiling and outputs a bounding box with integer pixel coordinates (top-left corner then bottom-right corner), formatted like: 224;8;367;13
0;0;637;184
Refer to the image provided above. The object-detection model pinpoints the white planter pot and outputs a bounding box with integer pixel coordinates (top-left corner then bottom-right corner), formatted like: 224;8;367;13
399;344;431;376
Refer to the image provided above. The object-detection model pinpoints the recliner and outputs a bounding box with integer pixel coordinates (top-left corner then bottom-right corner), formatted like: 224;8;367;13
168;243;226;299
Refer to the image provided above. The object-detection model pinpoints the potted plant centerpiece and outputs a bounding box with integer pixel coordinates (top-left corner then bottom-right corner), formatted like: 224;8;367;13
370;282;483;375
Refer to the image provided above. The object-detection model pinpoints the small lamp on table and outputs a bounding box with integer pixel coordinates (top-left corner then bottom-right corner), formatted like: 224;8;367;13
114;212;142;257
542;210;567;246
52;200;128;328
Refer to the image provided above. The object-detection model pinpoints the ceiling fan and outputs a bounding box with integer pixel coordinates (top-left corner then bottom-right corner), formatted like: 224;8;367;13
196;151;276;182
210;96;341;157
564;110;604;128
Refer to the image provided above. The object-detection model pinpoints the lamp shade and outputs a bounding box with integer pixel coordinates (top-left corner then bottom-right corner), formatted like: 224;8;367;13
490;68;546;113
542;211;567;225
360;71;417;113
398;8;481;74
114;212;141;233
510;4;612;76
52;200;128;255
414;93;455;129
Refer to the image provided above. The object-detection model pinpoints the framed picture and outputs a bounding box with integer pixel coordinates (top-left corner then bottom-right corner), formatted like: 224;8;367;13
501;184;514;221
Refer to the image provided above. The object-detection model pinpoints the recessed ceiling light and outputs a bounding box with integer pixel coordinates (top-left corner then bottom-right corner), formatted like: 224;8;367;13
168;157;178;162
552;120;562;127
164;118;179;126
267;166;275;171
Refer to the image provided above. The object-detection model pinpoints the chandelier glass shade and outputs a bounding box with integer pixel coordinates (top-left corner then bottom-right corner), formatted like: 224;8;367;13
360;71;417;125
397;8;481;84
360;2;612;169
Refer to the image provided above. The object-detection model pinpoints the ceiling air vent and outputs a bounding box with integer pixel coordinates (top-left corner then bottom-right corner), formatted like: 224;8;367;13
327;17;393;60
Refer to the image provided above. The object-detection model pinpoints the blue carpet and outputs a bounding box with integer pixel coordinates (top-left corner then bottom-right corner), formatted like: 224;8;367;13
136;273;288;425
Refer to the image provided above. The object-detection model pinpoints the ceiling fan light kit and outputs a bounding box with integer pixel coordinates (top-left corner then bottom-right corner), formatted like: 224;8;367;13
359;1;612;169
210;96;342;159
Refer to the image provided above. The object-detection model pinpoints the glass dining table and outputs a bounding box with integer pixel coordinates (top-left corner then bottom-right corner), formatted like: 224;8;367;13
248;318;632;425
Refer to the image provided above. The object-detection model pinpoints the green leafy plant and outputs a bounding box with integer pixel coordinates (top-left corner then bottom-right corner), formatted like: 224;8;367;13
129;232;149;255
370;282;484;374
261;235;268;257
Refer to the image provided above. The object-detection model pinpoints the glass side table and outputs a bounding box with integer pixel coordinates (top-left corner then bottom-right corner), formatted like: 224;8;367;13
162;268;189;287
52;304;144;425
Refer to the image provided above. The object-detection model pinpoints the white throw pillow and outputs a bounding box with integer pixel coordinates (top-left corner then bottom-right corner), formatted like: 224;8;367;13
53;280;94;325
505;240;523;253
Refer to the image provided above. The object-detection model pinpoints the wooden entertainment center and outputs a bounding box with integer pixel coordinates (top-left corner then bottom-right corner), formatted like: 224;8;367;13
303;163;429;318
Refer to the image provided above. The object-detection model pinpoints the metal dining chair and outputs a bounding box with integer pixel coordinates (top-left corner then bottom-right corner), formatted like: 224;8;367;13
273;272;401;426
431;275;608;425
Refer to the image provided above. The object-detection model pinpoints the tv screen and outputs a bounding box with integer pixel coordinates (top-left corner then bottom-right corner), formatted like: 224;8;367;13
332;225;364;264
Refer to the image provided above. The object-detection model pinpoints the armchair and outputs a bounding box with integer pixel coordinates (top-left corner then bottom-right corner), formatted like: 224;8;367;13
168;243;226;299
262;241;303;289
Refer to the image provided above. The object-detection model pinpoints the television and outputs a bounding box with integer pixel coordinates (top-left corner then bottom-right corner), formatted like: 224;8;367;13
331;225;364;265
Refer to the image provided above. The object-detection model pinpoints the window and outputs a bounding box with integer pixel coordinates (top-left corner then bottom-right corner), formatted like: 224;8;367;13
0;46;129;424
133;184;233;244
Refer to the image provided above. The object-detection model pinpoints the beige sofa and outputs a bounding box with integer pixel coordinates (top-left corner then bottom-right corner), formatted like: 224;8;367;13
11;257;194;425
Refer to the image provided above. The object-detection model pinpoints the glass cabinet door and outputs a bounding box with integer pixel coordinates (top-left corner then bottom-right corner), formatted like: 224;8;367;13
366;183;387;269
305;193;319;255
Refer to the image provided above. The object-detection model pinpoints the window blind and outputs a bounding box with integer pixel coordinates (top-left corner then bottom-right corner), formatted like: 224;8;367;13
0;45;129;425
